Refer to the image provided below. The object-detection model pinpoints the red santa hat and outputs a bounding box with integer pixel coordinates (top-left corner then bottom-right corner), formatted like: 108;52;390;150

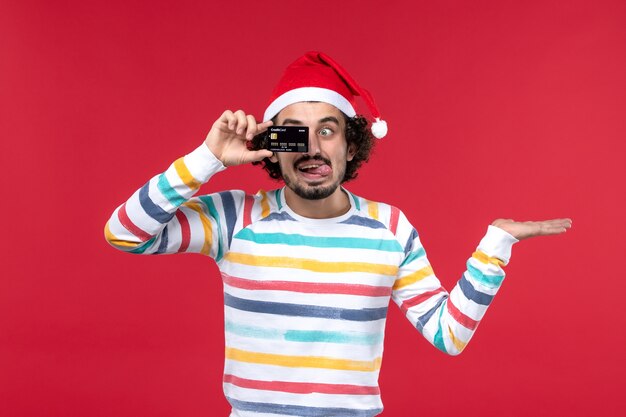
263;51;388;139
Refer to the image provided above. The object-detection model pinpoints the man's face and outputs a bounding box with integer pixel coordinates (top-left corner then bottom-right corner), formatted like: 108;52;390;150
270;102;355;200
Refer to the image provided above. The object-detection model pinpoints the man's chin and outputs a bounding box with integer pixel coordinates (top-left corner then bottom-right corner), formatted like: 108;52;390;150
290;183;339;200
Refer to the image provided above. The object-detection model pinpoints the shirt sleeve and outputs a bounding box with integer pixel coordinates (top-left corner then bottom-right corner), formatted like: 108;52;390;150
104;144;240;261
391;212;518;355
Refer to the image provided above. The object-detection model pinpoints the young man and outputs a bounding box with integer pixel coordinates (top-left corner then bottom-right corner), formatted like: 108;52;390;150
105;52;571;417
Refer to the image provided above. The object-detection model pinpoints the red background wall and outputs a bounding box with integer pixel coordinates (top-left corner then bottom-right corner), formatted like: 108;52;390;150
1;1;624;416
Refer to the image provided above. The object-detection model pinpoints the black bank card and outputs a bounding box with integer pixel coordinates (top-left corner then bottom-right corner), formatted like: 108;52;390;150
266;126;309;152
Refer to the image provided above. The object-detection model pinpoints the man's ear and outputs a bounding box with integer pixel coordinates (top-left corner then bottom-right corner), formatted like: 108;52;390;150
347;143;356;161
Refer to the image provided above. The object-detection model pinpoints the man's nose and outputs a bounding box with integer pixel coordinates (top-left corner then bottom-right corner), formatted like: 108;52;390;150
306;129;321;156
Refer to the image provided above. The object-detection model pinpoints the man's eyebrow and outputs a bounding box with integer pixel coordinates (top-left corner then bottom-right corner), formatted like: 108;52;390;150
319;116;340;125
280;116;341;125
281;118;303;125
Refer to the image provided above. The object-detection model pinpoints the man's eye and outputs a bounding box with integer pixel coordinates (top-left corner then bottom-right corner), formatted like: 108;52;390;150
319;128;333;136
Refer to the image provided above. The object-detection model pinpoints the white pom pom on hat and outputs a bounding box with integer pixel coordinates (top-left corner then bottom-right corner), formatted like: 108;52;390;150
371;118;388;139
263;51;388;139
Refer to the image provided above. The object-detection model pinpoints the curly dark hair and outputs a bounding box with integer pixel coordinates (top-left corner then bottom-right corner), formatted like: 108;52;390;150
251;114;375;183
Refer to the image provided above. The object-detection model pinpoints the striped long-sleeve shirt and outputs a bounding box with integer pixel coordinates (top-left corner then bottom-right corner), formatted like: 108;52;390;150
105;144;519;417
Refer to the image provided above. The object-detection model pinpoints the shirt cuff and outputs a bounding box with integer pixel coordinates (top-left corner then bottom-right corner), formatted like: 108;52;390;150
477;225;519;265
183;143;227;183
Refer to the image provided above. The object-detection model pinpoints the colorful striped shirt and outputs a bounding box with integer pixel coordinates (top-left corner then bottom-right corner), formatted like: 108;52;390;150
105;144;519;417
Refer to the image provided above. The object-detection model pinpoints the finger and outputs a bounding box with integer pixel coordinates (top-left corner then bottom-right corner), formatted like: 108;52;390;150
545;219;572;229
219;110;236;130
234;110;247;135
219;109;233;121
558;218;573;228
544;227;568;235
549;218;572;224
257;120;274;132
241;149;274;164
540;222;571;235
245;115;258;140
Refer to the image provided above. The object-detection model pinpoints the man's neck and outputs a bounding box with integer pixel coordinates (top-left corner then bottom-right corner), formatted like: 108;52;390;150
284;187;351;219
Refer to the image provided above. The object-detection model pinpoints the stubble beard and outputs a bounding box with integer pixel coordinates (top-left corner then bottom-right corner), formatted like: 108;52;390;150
281;156;345;201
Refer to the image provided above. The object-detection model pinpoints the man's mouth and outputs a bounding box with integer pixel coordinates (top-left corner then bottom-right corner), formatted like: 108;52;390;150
295;158;332;178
